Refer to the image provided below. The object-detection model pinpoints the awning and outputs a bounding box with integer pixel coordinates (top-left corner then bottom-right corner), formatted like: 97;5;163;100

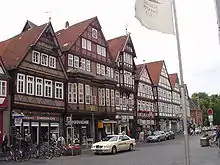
101;120;117;124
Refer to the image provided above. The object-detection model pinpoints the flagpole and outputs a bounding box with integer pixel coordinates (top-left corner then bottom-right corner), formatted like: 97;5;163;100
214;0;220;44
172;0;190;165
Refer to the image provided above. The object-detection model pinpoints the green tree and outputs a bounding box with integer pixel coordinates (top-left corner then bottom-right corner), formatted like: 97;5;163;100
191;92;220;126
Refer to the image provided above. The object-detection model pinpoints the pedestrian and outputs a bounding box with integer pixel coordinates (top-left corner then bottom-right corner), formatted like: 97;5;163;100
2;131;8;153
215;125;220;148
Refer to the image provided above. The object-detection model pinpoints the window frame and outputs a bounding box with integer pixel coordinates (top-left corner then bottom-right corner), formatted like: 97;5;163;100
49;56;56;69
85;85;91;104
97;63;101;74
68;83;77;103
0;81;6;97
68;54;74;67
74;56;79;68
78;83;84;103
55;82;64;99
41;53;48;66
86;60;90;72
92;28;98;39
17;73;25;94
35;77;43;96
32;51;40;64
26;75;35;95
44;79;53;98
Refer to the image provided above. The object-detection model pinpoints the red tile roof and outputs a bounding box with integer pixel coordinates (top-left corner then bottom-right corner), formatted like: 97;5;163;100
169;73;178;89
107;35;127;61
145;60;163;85
0;23;47;69
56;17;96;51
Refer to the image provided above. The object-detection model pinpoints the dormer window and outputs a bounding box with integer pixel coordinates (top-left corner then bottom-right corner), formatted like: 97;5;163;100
97;45;106;57
32;51;40;64
92;28;98;39
41;53;48;66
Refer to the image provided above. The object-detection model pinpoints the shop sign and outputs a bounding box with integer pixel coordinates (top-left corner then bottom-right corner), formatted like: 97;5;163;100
23;116;59;121
98;122;103;128
72;120;89;125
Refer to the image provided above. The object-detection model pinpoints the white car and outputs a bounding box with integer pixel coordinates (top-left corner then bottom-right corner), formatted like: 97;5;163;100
147;131;166;142
91;135;136;154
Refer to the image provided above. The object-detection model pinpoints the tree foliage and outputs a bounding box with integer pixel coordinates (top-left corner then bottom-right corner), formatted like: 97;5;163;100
191;92;220;126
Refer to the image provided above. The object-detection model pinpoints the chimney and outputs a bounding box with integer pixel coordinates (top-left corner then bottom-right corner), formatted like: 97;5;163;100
65;21;69;29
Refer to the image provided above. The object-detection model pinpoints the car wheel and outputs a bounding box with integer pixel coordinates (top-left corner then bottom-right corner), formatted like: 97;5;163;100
111;146;117;154
129;144;133;151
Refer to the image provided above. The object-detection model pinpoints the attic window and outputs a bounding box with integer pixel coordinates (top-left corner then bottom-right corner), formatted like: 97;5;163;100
63;42;69;47
92;28;97;39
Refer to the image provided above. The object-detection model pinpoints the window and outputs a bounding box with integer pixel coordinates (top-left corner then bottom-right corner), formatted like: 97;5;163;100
49;56;56;68
0;81;6;96
17;73;25;93
78;83;84;103
44;79;52;98
101;65;105;76
110;68;114;79
97;63;100;74
106;89;110;106
36;77;43;96
99;88;105;106
92;28;98;39
86;60;90;72
82;38;91;51
106;67;110;77
115;91;120;106
68;83;77;103
41;53;48;66
97;45;106;56
80;58;85;70
26;76;34;95
55;82;63;99
32;51;40;64
111;90;114;106
85;85;91;104
74;56;79;68
68;54;73;67
115;71;119;82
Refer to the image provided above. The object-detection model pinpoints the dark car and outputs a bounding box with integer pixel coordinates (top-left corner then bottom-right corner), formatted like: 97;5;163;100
168;131;175;140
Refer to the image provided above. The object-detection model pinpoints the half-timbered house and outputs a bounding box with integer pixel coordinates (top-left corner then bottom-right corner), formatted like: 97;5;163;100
0;57;10;148
184;84;191;120
56;17;118;143
169;73;181;132
146;61;173;131
189;99;202;126
108;34;136;135
0;22;67;145
135;64;155;132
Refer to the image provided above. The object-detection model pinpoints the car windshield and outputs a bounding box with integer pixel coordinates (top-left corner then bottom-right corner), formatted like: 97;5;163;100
102;136;118;141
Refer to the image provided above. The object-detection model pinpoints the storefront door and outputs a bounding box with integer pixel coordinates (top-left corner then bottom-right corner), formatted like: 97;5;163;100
66;127;74;145
31;122;39;145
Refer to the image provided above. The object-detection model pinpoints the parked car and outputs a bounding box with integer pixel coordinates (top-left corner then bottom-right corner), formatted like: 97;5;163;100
146;131;166;142
91;135;136;154
167;131;175;139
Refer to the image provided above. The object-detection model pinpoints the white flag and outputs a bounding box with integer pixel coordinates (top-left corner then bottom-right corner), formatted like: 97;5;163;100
135;0;174;34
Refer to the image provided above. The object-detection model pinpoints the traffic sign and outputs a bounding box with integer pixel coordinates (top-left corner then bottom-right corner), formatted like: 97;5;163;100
208;115;213;122
207;108;213;115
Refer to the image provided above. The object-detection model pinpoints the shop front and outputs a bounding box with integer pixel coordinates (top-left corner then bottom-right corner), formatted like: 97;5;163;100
65;117;92;145
13;111;61;145
115;115;134;136
97;119;117;141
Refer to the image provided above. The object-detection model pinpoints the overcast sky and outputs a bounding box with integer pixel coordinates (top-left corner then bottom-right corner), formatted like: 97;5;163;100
0;0;220;96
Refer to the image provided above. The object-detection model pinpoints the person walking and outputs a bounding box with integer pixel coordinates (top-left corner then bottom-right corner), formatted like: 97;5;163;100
215;125;220;150
2;132;8;153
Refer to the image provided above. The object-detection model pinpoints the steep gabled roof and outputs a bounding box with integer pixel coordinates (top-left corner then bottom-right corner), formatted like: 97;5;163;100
135;64;145;77
22;20;38;32
145;60;163;85
108;35;128;61
56;17;96;51
0;23;48;69
169;73;178;89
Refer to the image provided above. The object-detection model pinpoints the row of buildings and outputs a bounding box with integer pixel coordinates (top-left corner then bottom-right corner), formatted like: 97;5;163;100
0;17;202;146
